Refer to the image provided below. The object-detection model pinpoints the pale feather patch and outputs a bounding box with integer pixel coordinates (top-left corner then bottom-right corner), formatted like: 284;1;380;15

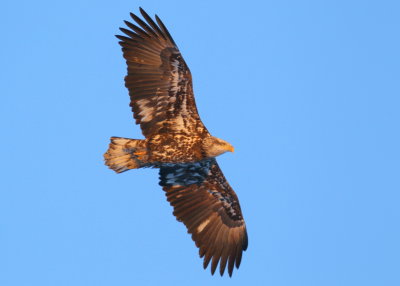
173;116;185;130
137;99;154;122
197;218;211;233
169;58;180;93
180;94;188;116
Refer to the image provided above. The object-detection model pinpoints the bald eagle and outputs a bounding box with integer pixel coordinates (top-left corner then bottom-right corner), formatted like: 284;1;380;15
104;8;248;277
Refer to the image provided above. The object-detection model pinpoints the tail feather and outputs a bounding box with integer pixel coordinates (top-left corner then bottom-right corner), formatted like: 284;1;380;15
104;137;148;173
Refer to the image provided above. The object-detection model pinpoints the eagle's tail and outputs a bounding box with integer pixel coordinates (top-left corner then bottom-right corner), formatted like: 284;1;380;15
104;137;148;173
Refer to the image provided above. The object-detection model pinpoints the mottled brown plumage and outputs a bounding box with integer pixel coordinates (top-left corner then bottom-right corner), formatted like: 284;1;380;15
104;8;247;276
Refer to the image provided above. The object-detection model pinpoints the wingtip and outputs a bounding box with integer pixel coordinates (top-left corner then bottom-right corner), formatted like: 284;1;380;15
115;34;124;43
243;228;249;251
203;256;211;270
210;257;220;276
139;6;146;14
228;270;233;278
129;12;137;21
219;266;225;277
235;249;243;269
139;6;149;17
114;34;125;42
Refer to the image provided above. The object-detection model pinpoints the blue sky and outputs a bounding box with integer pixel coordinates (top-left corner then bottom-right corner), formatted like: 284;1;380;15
1;0;399;285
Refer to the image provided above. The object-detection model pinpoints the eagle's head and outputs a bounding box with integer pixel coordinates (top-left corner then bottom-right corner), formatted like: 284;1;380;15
203;136;234;158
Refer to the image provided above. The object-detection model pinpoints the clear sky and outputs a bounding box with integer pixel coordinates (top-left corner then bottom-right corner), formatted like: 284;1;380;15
1;0;399;285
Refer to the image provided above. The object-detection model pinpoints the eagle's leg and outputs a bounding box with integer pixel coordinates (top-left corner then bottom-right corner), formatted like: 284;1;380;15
104;137;148;173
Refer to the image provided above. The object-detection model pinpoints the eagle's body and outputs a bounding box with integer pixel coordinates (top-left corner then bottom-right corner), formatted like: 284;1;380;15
149;134;205;163
148;134;231;163
104;8;247;277
105;133;234;170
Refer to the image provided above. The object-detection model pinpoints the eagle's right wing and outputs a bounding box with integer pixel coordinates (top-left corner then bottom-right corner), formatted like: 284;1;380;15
159;159;248;276
116;8;208;137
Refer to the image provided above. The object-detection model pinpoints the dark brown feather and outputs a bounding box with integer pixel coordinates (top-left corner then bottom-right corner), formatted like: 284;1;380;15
139;8;167;41
123;20;149;39
155;14;177;46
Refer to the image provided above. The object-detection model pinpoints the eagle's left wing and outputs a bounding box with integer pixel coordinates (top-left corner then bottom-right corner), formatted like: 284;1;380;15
159;159;248;276
116;8;208;138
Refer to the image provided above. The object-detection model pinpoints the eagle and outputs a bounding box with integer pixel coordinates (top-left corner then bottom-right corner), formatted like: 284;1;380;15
104;8;248;277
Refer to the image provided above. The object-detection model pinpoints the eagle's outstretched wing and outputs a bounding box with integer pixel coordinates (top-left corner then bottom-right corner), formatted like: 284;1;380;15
159;159;248;276
116;8;208;137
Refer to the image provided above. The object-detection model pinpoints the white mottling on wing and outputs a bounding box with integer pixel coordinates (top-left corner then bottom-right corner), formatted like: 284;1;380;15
173;116;185;130
137;99;154;122
170;60;180;93
180;95;188;115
